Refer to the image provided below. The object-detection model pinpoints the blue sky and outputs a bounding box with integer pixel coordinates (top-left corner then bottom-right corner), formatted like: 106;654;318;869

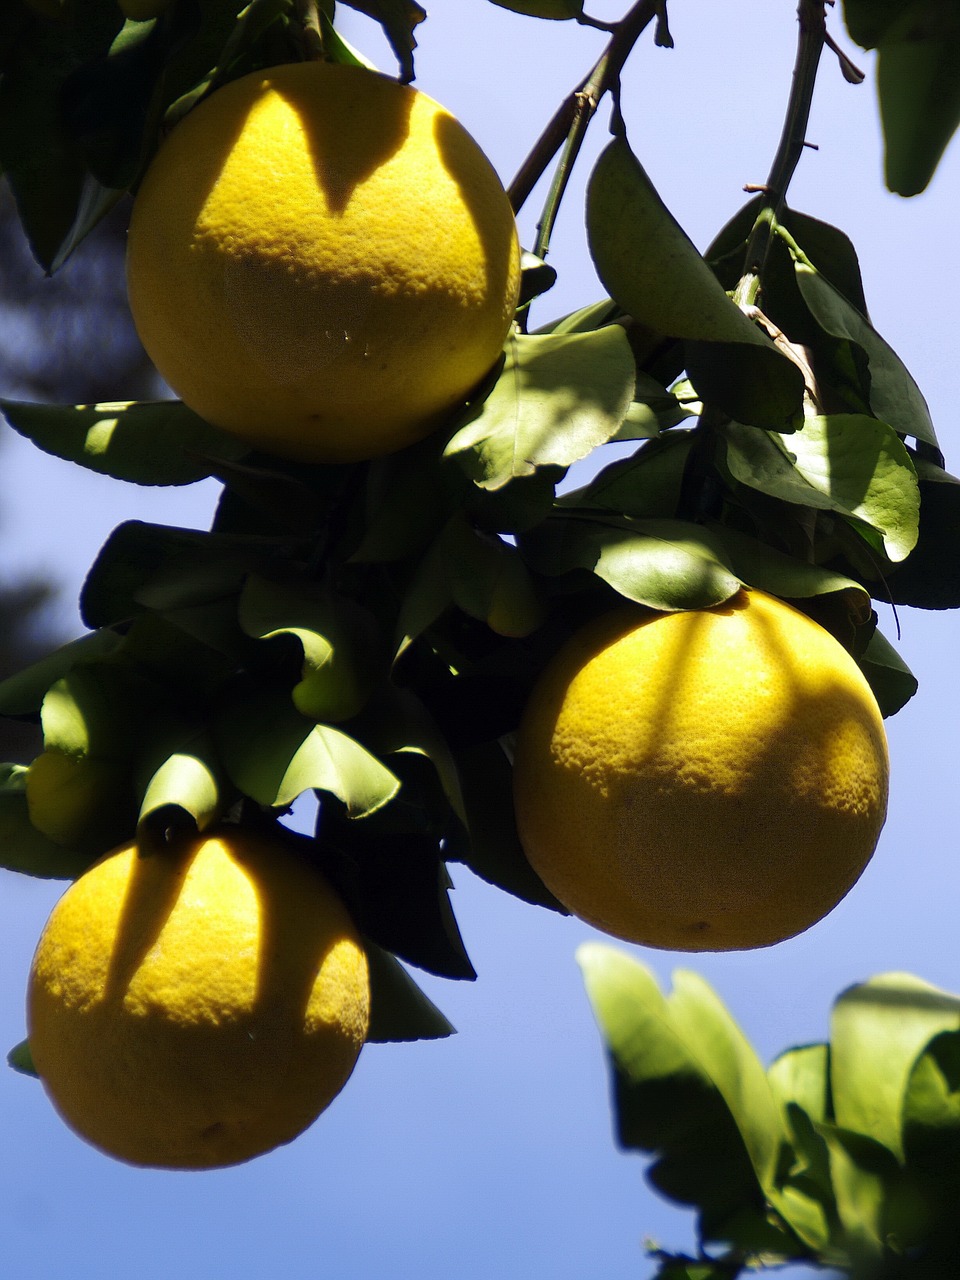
2;2;960;1275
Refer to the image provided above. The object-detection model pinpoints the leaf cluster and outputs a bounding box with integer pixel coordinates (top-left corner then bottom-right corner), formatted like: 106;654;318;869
580;948;960;1280
1;1;957;1053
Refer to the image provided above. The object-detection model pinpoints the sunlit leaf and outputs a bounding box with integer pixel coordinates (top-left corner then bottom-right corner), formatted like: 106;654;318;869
723;416;919;563
577;947;783;1246
215;689;399;816
138;741;223;838
817;1124;894;1259
444;328;636;489
830;973;960;1161
781;234;938;448
522;516;741;611
1;400;247;485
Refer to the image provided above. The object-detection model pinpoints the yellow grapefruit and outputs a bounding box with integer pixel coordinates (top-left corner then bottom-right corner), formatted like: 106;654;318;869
513;589;889;951
126;61;521;462
27;825;369;1168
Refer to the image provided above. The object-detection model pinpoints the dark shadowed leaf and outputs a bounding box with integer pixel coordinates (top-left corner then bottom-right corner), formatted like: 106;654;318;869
859;627;918;717
879;28;960;196
341;0;425;80
487;0;583;16
0;629;121;717
364;942;455;1043
781;233;938;448
451;741;563;911
7;1038;37;1078
400;513;543;643
587;138;803;429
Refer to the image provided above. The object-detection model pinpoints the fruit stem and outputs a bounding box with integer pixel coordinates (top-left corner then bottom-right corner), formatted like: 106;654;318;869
733;0;839;307
507;0;664;227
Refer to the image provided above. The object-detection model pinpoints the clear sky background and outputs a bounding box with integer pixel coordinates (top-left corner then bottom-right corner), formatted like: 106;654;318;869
1;2;959;1276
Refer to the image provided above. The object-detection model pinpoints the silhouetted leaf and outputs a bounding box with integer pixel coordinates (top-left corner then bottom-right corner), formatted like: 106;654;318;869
859;628;918;717
7;1038;37;1078
0;629;121;717
364;942;455;1043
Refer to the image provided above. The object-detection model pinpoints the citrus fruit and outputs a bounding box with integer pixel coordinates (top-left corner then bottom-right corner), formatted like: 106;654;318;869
27;825;369;1168
25;750;126;848
512;589;889;952
126;61;522;463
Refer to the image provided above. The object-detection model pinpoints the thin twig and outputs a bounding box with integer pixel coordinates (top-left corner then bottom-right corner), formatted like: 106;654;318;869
507;0;663;218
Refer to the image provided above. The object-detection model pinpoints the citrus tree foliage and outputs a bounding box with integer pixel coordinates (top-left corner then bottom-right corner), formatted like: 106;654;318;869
3;0;960;1257
580;950;960;1278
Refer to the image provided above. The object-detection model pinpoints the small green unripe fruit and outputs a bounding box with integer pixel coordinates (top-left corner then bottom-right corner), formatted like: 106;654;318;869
26;751;123;847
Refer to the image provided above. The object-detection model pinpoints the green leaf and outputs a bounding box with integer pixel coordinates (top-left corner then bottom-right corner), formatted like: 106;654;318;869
0;629;122;717
782;236;938;448
0;4;119;268
667;969;787;1200
706;525;871;617
561;432;693;520
902;1030;960;1224
1;400;247;485
340;0;425;81
859;627;918;718
586;138;803;429
830;973;960;1162
215;689;399;816
7;1039;38;1079
239;575;384;724
886;462;960;608
364;942;455;1043
879;29;960;195
451;741;563;911
39;665;133;759
444;328;636;489
80;521;291;630
521;516;741;611
767;1045;837;1251
578;947;788;1248
138;740;223;839
400;513;544;643
723;416;920;563
320;817;476;980
817;1124;895;1260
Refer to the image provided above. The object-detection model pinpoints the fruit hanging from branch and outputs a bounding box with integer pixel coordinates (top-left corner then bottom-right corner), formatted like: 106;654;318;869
125;61;522;463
